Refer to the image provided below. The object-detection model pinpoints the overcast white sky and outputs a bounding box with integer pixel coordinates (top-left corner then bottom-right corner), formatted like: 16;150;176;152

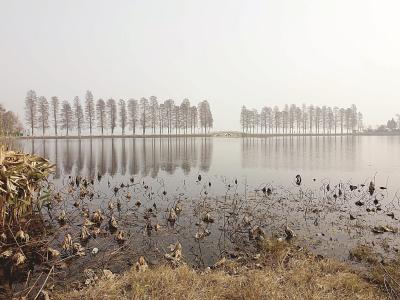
1;0;400;130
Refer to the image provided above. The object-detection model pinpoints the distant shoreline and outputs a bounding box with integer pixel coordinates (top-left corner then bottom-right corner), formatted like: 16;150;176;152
17;133;213;139
11;131;400;139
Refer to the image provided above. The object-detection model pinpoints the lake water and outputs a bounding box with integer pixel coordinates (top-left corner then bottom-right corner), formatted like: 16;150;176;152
19;135;400;191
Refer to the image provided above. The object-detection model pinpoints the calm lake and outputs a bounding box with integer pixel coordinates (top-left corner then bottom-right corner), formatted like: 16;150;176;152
19;135;400;191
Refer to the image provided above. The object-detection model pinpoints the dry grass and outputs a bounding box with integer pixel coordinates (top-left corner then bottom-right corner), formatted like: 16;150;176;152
349;244;379;264
0;147;54;223
349;244;400;298
54;239;386;300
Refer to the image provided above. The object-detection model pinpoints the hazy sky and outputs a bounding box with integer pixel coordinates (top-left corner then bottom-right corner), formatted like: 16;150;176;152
1;0;400;130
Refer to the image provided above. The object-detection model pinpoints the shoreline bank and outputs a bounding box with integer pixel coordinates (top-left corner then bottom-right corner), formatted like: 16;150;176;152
13;132;400;139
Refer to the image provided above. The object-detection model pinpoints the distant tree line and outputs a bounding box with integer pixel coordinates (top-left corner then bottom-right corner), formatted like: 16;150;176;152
24;90;213;136
0;104;22;136
240;104;363;135
370;114;400;132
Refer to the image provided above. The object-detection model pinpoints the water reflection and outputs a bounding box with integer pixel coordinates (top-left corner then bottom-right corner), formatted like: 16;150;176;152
241;136;358;171
23;138;213;178
17;135;400;187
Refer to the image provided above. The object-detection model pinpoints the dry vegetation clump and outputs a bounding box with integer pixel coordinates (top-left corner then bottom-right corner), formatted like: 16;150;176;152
0;147;54;223
368;258;400;299
349;244;400;298
55;239;385;300
349;244;379;264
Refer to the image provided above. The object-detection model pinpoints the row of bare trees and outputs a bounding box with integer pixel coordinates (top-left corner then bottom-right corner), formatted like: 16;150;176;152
0;104;22;136
240;104;363;135
25;90;213;136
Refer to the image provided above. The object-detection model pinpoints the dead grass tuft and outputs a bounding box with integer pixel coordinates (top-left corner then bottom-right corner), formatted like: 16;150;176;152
348;244;400;298
349;244;379;264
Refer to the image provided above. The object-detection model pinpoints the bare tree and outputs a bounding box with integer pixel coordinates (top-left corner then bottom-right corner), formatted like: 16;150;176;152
345;108;352;134
149;96;158;134
321;106;327;134
357;112;364;132
106;98;117;134
308;105;314;133
294;106;301;133
61;101;73;135
289;104;296;134
190;106;198;134
74;96;84;136
51;96;59;136
0;105;5;136
252;108;259;133
198;100;212;133
180;98;190;134
96;99;106;135
25;90;37;136
127;98;139;135
158;103;165;134
387;118;397;131
260;107;268;134
174;105;181;134
240;106;248;133
350;104;358;132
326;107;333;134
302;104;308;133
0;104;22;136
333;106;339;134
37;96;49;136
3;111;22;136
164;99;174;134
119;99;127;134
282;105;289;134
140;97;149;134
85;90;95;135
339;108;345;134
273;106;281;133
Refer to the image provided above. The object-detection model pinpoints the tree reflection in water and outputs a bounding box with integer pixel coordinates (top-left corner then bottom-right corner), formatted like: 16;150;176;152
21;137;213;179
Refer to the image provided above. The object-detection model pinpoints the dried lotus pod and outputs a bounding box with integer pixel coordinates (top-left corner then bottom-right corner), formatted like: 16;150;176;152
91;227;101;238
134;256;148;272
202;213;214;223
0;233;7;243
165;242;182;261
73;243;85;256
91;210;104;224
175;202;183;214
82;218;95;227
58;210;67;224
116;230;126;243
109;216;118;230
47;247;60;259
0;249;13;259
81;226;90;241
194;228;211;240
13;252;26;266
284;225;296;240
16;230;29;243
168;208;177;223
62;233;73;251
108;201;114;210
249;225;265;240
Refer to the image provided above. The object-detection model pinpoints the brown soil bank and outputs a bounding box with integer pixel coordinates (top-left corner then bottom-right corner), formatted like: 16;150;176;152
54;239;388;300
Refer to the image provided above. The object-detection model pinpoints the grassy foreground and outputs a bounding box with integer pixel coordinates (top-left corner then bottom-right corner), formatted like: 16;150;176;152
55;239;387;300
